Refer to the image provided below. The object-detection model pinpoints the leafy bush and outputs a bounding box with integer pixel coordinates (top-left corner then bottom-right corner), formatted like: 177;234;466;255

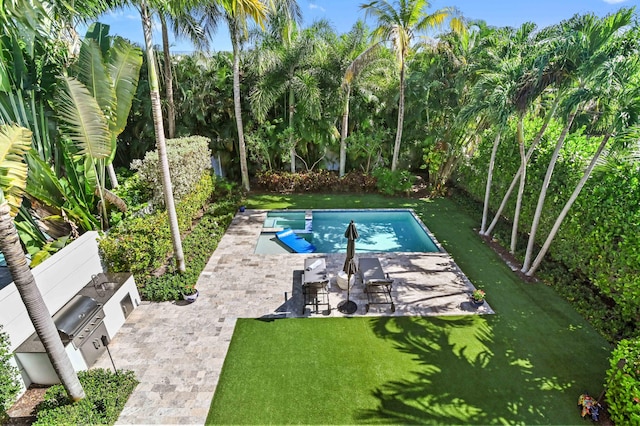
454;116;640;341
100;171;215;279
100;171;242;301
255;170;377;193
34;369;138;425
140;206;235;301
372;168;414;195
604;337;640;424
0;326;20;422
131;135;211;207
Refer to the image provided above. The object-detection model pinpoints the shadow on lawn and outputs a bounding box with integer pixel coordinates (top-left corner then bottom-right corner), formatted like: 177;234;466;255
355;315;582;425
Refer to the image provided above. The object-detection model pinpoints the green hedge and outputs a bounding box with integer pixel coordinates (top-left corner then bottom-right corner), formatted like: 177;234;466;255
34;369;138;425
604;337;640;424
0;326;20;422
100;173;241;301
100;171;216;278
130;135;211;207
256;170;378;193
455;117;640;341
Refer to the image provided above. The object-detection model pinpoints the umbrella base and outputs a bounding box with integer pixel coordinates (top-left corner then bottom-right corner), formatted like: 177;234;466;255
337;300;358;314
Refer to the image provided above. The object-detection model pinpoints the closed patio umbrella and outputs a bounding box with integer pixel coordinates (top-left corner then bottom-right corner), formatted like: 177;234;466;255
339;220;358;314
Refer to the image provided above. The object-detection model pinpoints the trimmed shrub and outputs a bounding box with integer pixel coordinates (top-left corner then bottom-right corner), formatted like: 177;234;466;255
0;326;20;422
372;168;414;195
604;337;640;424
34;369;138;425
131;135;211;207
100;171;215;279
255;170;377;193
100;172;242;301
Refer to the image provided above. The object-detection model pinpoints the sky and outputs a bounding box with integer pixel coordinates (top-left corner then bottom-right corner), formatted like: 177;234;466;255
93;0;640;53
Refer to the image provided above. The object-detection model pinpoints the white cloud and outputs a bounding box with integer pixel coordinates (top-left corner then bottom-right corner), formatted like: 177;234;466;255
602;0;628;4
309;3;326;12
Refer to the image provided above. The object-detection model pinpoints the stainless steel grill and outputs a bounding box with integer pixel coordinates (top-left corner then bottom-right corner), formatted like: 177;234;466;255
52;294;108;365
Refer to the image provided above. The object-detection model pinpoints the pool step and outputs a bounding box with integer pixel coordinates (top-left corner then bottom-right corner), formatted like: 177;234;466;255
305;210;313;232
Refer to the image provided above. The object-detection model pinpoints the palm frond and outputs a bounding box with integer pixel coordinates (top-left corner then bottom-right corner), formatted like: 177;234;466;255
78;38;116;121
56;75;111;160
108;37;143;136
0;124;32;216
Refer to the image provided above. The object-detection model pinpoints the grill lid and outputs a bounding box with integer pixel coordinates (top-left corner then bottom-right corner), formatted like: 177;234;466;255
53;294;100;338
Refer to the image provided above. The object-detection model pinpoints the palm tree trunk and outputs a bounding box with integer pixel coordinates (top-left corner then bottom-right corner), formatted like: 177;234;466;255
391;60;405;172
525;133;611;276
160;14;176;139
480;131;501;234
339;85;350;178
522;107;578;271
107;163;119;189
231;25;250;192
510;117;526;254
482;97;559;237
140;0;185;273
0;201;85;401
288;85;295;173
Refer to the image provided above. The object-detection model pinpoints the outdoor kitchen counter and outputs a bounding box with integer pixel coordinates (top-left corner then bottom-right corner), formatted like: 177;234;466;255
15;272;134;353
77;272;132;305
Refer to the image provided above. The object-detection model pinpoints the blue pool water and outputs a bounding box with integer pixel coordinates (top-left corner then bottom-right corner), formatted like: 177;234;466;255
259;209;439;253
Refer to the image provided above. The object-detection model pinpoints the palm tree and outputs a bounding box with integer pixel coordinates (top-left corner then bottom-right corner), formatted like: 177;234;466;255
139;0;185;272
250;19;329;173
0;124;85;401
524;50;640;276
361;0;464;171
338;21;382;177
520;9;633;272
219;0;266;191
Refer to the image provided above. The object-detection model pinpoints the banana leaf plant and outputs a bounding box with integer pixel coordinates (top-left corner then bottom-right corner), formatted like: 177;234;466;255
0;123;85;402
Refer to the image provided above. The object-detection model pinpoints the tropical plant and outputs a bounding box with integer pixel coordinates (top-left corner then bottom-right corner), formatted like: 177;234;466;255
138;0;185;272
0;325;20;421
361;0;465;171
521;9;634;272
250;17;331;173
337;21;384;177
199;0;266;191
0;124;85;401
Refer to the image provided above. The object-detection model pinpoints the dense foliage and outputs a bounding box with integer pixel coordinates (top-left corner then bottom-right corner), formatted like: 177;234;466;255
0;327;20;421
455;118;640;341
604;337;640;424
255;170;377;193
131;136;212;206
100;171;215;281
100;172;241;300
33;369;138;425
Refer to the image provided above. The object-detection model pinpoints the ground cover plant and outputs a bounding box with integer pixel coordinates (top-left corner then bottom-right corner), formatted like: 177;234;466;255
207;194;611;424
33;369;138;425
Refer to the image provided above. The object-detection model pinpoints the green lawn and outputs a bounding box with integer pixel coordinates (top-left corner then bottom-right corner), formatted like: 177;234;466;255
206;194;611;425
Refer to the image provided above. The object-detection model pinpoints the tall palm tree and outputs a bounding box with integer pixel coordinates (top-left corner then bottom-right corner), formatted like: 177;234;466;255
338;21;382;177
139;0;185;272
0;124;85;401
525;51;640;276
250;19;329;173
361;0;464;171
521;9;633;272
220;0;266;191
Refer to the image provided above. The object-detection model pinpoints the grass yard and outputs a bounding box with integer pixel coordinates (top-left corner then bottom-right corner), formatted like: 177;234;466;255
206;194;611;425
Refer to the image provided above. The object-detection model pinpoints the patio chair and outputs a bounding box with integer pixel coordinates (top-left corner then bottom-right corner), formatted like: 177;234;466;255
359;257;395;313
301;257;330;314
276;228;316;253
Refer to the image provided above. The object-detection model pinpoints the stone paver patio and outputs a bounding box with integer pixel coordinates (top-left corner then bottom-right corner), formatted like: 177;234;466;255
93;209;493;425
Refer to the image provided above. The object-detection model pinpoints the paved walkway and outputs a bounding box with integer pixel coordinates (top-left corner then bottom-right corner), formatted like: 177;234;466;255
93;209;493;425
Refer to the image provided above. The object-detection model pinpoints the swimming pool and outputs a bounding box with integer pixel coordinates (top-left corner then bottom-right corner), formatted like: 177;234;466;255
256;209;440;254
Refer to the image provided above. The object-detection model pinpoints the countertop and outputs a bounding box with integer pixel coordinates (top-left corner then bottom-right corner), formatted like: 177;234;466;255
15;272;132;353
